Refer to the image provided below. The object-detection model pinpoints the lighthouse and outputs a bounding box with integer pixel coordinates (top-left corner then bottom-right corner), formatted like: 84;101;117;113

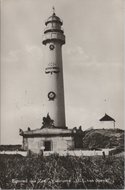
20;9;81;153
42;8;66;128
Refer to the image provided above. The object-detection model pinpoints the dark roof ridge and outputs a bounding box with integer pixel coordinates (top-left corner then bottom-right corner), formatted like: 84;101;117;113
100;113;115;122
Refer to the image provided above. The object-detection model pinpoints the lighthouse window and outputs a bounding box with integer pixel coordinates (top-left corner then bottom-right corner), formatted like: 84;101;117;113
49;44;55;50
48;91;56;100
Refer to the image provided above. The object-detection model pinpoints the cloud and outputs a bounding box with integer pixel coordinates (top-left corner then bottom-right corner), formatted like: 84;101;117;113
66;46;84;55
2;50;20;63
3;45;43;63
25;45;43;58
64;45;91;64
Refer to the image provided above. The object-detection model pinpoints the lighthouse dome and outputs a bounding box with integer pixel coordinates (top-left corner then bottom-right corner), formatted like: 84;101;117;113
45;13;63;26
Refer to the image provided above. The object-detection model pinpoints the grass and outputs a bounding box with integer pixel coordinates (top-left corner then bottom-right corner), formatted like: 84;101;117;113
0;154;124;189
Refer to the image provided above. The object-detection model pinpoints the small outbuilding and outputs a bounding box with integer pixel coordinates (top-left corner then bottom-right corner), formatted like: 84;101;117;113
99;113;115;129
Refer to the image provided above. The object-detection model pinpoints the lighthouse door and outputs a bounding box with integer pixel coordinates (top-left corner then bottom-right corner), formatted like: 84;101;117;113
44;141;51;151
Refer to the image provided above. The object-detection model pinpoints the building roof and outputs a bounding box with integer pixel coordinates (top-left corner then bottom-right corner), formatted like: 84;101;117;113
19;127;73;137
99;114;115;122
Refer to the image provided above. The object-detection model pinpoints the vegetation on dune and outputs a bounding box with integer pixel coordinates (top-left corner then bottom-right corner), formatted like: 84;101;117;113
0;154;124;189
82;128;124;149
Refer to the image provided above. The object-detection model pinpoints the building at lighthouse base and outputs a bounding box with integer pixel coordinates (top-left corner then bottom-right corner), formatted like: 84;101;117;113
19;116;84;154
20;128;74;154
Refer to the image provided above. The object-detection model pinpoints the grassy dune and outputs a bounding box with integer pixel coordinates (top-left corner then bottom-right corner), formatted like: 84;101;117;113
82;128;124;149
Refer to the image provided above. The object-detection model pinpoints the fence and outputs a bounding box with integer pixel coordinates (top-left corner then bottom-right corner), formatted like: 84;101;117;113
0;148;115;157
0;150;27;156
43;148;115;156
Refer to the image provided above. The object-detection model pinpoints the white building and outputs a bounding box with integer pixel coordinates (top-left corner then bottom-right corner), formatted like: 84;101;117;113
99;113;115;129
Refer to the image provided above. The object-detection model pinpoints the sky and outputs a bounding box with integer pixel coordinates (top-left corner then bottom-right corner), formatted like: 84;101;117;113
1;0;124;144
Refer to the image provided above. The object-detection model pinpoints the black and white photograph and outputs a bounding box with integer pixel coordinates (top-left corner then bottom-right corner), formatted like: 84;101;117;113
0;0;124;189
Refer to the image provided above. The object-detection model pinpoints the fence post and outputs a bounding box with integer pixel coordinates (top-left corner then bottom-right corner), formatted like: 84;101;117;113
102;151;106;159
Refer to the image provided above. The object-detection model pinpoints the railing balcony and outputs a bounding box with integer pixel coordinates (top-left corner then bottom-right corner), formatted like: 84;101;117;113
42;32;65;45
44;26;64;33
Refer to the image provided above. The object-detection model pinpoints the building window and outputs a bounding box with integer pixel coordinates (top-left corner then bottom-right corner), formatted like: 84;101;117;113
44;141;52;151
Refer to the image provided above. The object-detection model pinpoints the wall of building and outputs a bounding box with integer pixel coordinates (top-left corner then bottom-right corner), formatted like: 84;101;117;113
99;121;115;129
95;120;115;129
23;136;74;154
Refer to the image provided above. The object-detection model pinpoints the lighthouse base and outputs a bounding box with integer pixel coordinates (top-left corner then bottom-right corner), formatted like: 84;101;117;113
20;127;74;154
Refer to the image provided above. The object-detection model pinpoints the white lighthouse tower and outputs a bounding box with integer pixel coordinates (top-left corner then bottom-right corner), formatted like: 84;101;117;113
42;8;66;128
20;9;84;153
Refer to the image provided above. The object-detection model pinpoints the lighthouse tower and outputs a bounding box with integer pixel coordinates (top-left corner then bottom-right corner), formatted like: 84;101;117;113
42;8;66;128
19;9;83;153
